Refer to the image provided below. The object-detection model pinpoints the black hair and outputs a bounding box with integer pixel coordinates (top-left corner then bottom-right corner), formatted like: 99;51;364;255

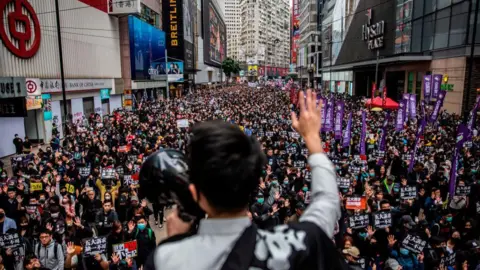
24;254;38;267
188;120;266;213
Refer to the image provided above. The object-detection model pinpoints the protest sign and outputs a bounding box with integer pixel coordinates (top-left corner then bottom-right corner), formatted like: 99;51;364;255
83;237;107;257
373;150;385;158
293;160;306;169
0;233;21;249
303;170;311;181
304;191;311;204
128;155;138;162
440;252;456;267
400;186;417;199
101;168;116;179
176;119;189;128
337;177;351;189
373;211;392;229
257;131;265;137
287;147;296;154
289;132;300;139
266;131;274;137
30;182;43;192
118;145;130;153
301;148;309;156
112;240;138;260
455;186;471;196
402;234;427;254
348;214;370;229
116;166;124;176
123;175;137;186
79;167;91;177
346;196;367;210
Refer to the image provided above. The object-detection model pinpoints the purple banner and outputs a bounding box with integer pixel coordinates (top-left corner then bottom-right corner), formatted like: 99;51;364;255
432;74;443;99
379;111;390;151
334;101;345;140
343;113;352;148
396;100;406;131
324;99;333;132
429;90;447;123
467;96;480;134
320;97;327;131
360;111;367;155
420;100;426;120
403;93;410;121
409;94;416;119
423;75;432;102
408;119;426;172
449;124;469;198
329;99;335;132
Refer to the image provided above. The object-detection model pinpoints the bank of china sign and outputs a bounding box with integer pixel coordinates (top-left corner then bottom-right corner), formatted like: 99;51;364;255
362;9;385;50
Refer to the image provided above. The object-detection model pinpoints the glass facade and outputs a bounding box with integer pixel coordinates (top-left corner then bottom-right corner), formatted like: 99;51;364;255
397;0;476;53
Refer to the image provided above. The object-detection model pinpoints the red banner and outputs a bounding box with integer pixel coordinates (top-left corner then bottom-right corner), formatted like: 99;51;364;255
258;66;265;76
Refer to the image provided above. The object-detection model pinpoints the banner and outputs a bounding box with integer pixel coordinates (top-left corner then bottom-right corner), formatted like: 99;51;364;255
400;186;417;199
373;211;392;229
83;237;107;257
345;196;367;210
409;94;416;119
379;112;390;151
467;96;480;137
360;111;366;155
112;240;138;260
408;119;426;172
420;100;426;120
320;97;327;131
348;214;370;229
324;99;334;131
343;113;353;147
449;124;469;198
430;91;447;123
423;75;432;102
432;74;443;99
396;100;406;131
403;93;410;121
402;234;427;254
334;101;345;140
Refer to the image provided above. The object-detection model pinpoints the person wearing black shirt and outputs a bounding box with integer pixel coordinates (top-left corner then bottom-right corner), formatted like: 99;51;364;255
23;137;32;154
13;134;23;154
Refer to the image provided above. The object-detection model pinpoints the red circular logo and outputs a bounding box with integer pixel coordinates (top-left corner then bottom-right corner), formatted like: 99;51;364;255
26;80;37;93
0;0;41;59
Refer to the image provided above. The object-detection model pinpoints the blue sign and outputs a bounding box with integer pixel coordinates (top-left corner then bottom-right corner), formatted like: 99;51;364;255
128;16;166;80
100;89;110;100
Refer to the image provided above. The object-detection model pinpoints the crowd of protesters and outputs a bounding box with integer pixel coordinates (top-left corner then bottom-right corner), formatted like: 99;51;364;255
0;84;479;270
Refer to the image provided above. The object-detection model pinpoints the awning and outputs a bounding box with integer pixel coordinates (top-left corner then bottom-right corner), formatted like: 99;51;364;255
322;55;432;72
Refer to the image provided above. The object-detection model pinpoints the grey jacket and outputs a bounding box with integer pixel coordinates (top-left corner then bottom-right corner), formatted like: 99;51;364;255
35;240;64;270
148;153;340;270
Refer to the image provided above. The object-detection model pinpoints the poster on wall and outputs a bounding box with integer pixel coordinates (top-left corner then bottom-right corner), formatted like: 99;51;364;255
291;0;300;64
128;16;166;81
203;0;227;67
151;61;185;82
183;0;194;70
42;94;52;120
26;96;43;110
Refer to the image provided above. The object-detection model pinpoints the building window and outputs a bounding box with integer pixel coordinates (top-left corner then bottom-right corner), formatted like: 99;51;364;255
422;14;434;50
434;8;450;49
413;0;424;19
437;0;452;10
450;1;468;46
425;0;436;14
411;19;423;52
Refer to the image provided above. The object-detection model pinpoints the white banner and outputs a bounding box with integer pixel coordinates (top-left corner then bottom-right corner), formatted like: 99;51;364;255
107;0;141;14
176;119;189;128
256;45;266;61
40;79;113;93
238;48;245;61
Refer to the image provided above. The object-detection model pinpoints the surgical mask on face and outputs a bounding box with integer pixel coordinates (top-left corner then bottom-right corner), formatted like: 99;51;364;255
302;187;309;192
358;232;367;239
51;213;59;218
271;180;278;186
137;223;146;230
446;246;453;254
446;217;453;223
399;248;409;256
369;173;375;177
283;181;289;185
257;198;265;204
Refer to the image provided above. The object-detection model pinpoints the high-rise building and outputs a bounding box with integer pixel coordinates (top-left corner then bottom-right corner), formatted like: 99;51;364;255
237;0;290;77
222;0;241;61
298;0;322;87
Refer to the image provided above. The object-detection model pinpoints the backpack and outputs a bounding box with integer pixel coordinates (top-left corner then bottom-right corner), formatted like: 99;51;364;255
36;242;60;260
135;228;153;241
220;223;350;270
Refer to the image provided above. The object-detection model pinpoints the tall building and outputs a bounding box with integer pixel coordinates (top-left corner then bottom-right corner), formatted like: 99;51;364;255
223;0;242;61
237;0;290;78
297;0;322;87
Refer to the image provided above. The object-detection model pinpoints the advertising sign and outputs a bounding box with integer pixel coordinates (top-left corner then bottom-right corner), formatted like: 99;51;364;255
42;93;52;120
128;16;166;81
203;0;227;67
0;77;26;99
100;89;110;100
183;0;194;70
152;62;185;82
25;78;41;96
291;0;300;64
247;65;258;76
108;0;141;14
26;96;42;110
39;79;112;93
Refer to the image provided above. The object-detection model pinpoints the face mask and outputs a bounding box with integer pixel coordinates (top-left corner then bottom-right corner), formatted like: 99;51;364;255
399;248;409;256
302;187;309;192
369;173;375;177
105;196;111;200
137;223;146;230
472;169;477;174
39;198;45;204
271;180;278;186
51;213;59;218
358;232;367;239
446;246;453;254
0;213;5;219
60;191;67;196
283;181;289;185
257;198;265;204
446;217;453;223
394;188;400;193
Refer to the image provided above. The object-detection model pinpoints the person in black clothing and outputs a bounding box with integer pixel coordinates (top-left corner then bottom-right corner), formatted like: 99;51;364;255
23;137;32;154
95;200;118;236
127;216;156;268
13;134;23;155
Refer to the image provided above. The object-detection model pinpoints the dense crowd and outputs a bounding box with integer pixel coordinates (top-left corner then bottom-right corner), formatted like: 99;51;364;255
0;84;479;270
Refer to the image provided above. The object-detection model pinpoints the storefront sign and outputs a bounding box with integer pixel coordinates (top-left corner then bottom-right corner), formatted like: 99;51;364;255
40;79;112;93
0;97;27;117
25;78;41;96
0;77;26;99
108;0;140;14
362;9;385;50
26;96;43;110
167;0;179;47
100;89;110;99
441;84;454;91
0;0;41;59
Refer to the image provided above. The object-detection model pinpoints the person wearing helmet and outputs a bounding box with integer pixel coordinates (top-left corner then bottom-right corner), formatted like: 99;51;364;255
143;90;340;269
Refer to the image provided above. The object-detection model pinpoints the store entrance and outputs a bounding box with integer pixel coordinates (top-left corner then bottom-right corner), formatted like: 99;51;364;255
385;71;406;102
24;109;45;144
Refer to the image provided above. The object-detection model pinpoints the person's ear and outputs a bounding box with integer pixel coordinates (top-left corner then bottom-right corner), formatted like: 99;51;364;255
189;184;198;203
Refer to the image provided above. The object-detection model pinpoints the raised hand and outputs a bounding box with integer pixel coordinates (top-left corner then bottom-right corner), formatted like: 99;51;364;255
387;235;397;247
66;242;75;255
367;226;376;237
291;89;323;154
128;220;135;233
111;253;120;264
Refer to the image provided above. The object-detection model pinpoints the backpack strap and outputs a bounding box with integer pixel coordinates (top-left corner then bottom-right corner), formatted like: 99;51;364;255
220;224;258;270
54;242;58;260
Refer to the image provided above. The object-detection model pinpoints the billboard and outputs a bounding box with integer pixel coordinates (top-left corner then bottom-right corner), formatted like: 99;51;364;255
128;16;166;81
291;0;300;64
203;0;227;67
247;65;258;76
183;0;194;70
151;61;185;82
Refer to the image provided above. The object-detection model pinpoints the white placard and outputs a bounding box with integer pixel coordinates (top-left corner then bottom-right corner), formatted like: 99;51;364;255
107;0;141;14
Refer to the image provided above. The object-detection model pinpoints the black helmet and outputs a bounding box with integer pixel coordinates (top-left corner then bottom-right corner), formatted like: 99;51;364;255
139;149;203;221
